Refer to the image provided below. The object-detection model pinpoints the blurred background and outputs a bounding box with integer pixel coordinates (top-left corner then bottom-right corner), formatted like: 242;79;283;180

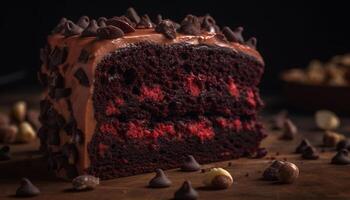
0;0;349;95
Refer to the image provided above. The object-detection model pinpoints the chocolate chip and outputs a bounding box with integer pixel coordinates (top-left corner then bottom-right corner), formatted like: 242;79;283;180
76;16;90;29
16;178;40;197
48;47;68;69
52;17;67;34
78;49;90;63
295;139;311;154
179;15;201;35
302;146;319;160
97;26;124;40
331;149;350;165
126;7;141;24
106;17;135;33
181;155;201;171
222;26;244;43
262;160;285;181
280;119;298;140
148;168;172;188
155;20;177;39
0;146;10;161
174;180;198;200
74;68;90;87
336;139;350;151
136;14;154;29
63;20;83;37
271;110;288;130
81;19;99;37
246;37;257;49
53;88;72;99
97;17;107;27
201;15;218;33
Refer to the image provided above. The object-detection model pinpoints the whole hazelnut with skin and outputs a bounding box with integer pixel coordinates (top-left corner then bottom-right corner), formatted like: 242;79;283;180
278;162;299;184
11;101;27;122
16;122;36;143
203;167;233;189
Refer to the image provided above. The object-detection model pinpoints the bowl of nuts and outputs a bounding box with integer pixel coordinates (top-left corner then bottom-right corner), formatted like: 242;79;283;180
281;54;350;113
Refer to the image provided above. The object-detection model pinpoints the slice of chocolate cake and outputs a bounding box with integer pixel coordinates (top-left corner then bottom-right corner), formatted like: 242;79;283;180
38;8;266;180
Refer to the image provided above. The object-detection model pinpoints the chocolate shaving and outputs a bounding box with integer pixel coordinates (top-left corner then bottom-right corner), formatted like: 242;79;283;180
136;14;154;29
63;21;83;37
81;20;99;37
179;15;201;35
155;20;177;39
97;17;107;27
53;88;72;99
76;16;90;29
201;15;218;33
52;18;67;34
48;47;68;69
97;26;124;40
78;49;90;63
155;14;163;25
246;37;257;49
106;18;135;33
222;26;244;43
126;7;140;24
74;68;90;86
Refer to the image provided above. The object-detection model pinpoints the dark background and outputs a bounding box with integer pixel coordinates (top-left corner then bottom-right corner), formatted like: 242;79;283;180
0;0;349;93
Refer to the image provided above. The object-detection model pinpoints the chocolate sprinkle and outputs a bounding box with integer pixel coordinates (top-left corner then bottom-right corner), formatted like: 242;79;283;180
76;16;90;29
136;14;154;29
78;49;90;63
181;155;201;171
52;18;67;34
302;146;319;160
222;26;244;43
126;7;141;24
97;25;124;40
74;68;90;86
148;169;172;188
246;37;257;49
155;20;177;39
336;139;350;151
295;139;311;154
63;20;83;37
174;180;198;200
81;19;99;37
331;149;350;165
179;15;201;35
106;18;135;33
16;178;40;197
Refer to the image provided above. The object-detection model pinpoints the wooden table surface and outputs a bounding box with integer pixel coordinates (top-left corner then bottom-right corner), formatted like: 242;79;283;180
0;92;350;200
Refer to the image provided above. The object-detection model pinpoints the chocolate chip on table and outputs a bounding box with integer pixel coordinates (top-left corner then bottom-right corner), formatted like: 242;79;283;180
81;20;99;37
155;20;177;39
262;160;285;181
15;178;40;197
97;26;124;40
181;155;201;172
280;118;298;140
76;16;90;29
179;15;201;35
106;17;135;33
148;168;172;188
63;20;83;37
52;17;68;34
74;68;90;87
331;149;350;165
126;7;141;24
0;145;11;161
245;37;257;49
302;146;319;160
295;139;311;154
271;110;288;130
72;175;100;191
278;162;299;184
174;180;198;200
336;139;350;151
222;26;244;43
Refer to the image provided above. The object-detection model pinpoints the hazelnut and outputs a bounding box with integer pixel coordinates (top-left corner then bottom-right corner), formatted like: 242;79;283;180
16;122;36;143
203;167;233;189
72;175;100;190
278;162;299;184
12;101;27;122
323;131;345;147
315;110;340;130
0;125;18;143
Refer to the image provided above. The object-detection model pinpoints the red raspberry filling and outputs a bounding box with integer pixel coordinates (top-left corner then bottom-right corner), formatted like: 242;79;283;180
98;143;109;158
100;123;118;135
105;98;124;116
185;73;203;96
186;120;214;141
246;89;256;107
139;85;164;101
227;78;239;97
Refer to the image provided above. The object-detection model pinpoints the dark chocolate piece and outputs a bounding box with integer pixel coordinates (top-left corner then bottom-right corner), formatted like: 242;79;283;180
331;149;350;165
74;68;90;87
0;146;10;161
53;88;72;99
302;146;319;160
63;20;83;37
222;26;244;43
52;18;67;34
77;16;90;29
148;169;172;188
262;160;284;181
181;155;201;171
155;20;177;39
295;139;311;154
136;15;154;29
81;20;99;37
16;178;40;197
336;139;350;151
48;47;68;69
174;180;198;200
106;18;135;33
97;17;107;27
179;15;201;35
280;119;297;140
97;26;124;40
246;37;257;49
78;49;90;63
126;7;141;24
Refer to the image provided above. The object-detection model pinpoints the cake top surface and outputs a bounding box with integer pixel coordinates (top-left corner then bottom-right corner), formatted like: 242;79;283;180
46;7;263;64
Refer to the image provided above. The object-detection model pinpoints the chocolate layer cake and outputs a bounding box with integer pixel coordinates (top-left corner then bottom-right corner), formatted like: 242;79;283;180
38;8;266;180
